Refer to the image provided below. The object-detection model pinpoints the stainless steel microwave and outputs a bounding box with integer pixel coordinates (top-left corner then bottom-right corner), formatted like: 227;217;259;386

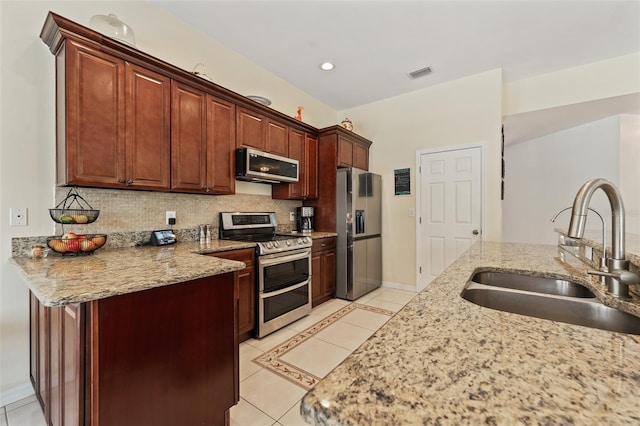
235;148;299;184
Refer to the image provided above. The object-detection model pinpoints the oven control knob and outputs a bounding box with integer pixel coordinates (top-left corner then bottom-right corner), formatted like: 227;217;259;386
273;241;280;248
266;242;273;249
286;240;292;246
302;237;309;244
297;239;303;245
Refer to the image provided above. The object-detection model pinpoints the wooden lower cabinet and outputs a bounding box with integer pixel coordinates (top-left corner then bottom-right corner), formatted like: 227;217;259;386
211;248;256;342
30;273;238;426
311;237;337;307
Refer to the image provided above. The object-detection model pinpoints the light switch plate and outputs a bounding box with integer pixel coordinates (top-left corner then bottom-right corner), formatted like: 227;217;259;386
290;211;296;221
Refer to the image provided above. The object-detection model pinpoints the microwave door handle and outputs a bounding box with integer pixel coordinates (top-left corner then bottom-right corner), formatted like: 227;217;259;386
260;279;310;298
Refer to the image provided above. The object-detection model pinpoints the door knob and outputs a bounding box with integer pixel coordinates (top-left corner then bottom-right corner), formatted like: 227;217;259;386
472;229;479;235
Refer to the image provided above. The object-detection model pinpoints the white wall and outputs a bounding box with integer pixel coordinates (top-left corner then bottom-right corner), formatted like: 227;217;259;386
619;114;640;235
503;53;640;116
0;0;336;404
502;116;622;245
339;69;503;290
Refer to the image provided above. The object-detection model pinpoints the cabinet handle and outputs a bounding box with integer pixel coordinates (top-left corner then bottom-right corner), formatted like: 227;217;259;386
118;178;126;184
127;179;134;185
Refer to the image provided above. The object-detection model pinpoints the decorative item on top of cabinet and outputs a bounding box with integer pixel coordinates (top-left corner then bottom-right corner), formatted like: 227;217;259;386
272;130;318;200
341;118;353;131
295;106;304;121
311;237;337;307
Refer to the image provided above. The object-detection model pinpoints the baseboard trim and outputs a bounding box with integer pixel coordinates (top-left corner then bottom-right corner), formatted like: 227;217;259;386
381;281;417;293
0;382;34;408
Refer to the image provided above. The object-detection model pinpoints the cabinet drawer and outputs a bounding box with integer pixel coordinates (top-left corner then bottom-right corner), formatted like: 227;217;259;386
312;237;336;252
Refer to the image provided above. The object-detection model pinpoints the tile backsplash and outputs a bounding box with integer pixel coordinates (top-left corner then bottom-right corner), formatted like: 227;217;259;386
53;187;301;237
13;187;301;256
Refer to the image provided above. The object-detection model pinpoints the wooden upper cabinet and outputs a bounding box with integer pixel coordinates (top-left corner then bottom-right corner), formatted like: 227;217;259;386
265;119;288;157
236;107;265;150
171;81;207;192
272;130;318;200
206;95;236;194
171;82;235;194
236;107;289;156
353;141;369;170
337;133;370;171
61;40;126;187
60;41;171;190
125;63;171;190
305;134;319;199
337;136;354;169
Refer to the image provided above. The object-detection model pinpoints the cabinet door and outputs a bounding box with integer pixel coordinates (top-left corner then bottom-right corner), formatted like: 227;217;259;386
170;81;207;192
125;63;171;190
322;249;337;299
207;95;235;194
37;300;49;419
212;249;255;342
236;107;265;150
304;134;319;200
237;269;255;339
337;136;353;167
311;251;323;306
353;141;369;171
50;307;62;426
286;128;305;199
265;119;288;156
63;41;125;187
62;305;83;426
30;292;39;389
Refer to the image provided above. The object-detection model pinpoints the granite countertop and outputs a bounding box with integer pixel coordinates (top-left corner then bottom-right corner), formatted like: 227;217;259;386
10;240;255;307
301;242;640;425
282;231;338;239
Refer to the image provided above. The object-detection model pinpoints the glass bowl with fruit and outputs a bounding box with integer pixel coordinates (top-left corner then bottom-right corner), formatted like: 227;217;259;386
47;233;107;256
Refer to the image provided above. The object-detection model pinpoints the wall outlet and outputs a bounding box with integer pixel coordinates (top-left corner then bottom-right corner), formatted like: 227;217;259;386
166;211;176;225
10;207;28;226
290;211;296;221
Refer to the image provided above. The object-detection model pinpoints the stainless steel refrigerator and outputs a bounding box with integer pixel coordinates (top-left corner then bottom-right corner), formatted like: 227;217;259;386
336;167;382;301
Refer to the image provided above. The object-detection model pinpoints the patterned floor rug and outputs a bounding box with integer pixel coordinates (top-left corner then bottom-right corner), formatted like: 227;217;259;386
252;302;394;390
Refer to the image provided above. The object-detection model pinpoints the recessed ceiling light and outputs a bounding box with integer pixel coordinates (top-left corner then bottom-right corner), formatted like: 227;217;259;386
320;62;335;71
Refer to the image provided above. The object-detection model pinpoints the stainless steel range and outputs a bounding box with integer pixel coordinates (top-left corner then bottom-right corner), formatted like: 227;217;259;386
219;212;312;338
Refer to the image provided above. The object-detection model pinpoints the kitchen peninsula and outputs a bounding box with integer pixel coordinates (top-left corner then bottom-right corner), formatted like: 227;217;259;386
301;241;640;424
11;240;253;426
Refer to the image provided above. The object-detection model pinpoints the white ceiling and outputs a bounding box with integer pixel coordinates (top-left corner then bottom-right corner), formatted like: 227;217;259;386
152;0;640;142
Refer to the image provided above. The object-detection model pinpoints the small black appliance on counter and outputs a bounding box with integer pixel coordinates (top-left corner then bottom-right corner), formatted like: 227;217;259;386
296;206;314;233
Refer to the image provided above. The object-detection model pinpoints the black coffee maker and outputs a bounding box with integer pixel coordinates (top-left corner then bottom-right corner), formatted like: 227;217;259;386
296;206;314;233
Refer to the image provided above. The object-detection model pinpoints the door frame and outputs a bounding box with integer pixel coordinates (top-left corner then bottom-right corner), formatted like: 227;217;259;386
415;142;487;291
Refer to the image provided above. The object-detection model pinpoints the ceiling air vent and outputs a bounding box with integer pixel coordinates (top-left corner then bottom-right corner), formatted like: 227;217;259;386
408;66;432;80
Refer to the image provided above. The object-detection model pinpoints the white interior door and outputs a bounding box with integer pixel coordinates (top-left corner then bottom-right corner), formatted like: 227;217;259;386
418;146;482;289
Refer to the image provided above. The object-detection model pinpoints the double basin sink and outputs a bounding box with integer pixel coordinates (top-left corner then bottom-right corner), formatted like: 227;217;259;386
461;270;640;335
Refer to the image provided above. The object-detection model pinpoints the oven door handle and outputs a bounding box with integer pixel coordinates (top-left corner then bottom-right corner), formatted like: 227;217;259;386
260;279;310;299
259;249;311;267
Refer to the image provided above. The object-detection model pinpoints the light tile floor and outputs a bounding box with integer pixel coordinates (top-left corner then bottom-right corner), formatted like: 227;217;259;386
0;287;416;426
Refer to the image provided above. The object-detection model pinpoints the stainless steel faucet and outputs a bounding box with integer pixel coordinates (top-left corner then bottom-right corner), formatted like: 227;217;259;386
551;206;607;283
567;178;639;298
